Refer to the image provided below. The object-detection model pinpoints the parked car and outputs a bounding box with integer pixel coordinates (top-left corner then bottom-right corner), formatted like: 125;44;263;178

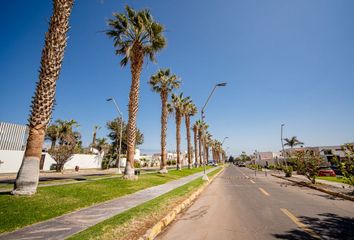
238;162;246;167
207;160;217;166
330;166;343;176
318;167;336;177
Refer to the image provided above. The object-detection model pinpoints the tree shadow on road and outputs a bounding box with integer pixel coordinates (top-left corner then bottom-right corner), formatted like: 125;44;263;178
273;213;354;240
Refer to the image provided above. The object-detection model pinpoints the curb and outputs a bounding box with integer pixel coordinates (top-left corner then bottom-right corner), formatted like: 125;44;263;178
271;174;354;202
139;167;225;240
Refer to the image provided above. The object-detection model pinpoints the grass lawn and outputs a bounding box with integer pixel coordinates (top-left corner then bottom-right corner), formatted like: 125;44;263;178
0;166;213;234
68;167;222;240
316;176;348;184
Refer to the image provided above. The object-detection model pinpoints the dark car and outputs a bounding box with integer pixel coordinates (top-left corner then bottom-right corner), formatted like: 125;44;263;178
330;166;343;176
318;167;336;177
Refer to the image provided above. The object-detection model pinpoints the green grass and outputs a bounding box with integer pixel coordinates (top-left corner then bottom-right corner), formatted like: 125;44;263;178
68;168;222;240
0;166;213;234
316;176;348;184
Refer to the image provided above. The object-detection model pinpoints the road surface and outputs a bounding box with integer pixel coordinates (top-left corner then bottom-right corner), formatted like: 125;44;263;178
157;165;354;240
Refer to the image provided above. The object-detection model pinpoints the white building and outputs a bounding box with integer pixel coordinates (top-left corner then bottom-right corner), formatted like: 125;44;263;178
0;122;28;151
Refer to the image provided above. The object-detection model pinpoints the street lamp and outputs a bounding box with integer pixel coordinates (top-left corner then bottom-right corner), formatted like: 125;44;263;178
200;82;227;181
107;97;123;174
222;137;229;145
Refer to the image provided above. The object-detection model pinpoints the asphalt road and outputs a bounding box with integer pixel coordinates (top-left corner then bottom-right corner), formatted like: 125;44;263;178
157;165;354;240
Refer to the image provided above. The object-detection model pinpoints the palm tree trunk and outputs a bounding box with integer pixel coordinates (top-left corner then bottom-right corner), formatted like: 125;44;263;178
159;91;168;173
185;116;192;169
50;138;56;150
13;0;74;195
203;136;207;164
193;128;198;167
124;44;143;179
176;113;182;170
206;146;209;162
198;131;203;166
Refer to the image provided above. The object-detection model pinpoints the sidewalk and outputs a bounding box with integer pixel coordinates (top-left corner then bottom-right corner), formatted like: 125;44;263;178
271;172;354;201
291;174;354;190
0;167;219;240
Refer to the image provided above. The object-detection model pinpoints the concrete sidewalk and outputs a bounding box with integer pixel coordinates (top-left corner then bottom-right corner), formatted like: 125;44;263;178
0;167;219;240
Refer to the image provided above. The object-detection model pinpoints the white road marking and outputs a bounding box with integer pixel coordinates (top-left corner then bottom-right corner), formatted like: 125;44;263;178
259;187;270;196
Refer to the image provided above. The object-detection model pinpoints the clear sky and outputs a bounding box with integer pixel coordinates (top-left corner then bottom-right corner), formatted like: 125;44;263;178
0;0;353;155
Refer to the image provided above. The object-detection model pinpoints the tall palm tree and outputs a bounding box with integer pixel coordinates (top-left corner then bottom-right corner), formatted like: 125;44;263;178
106;6;166;179
169;93;190;170
192;122;199;167
13;0;74;195
201;122;209;164
92;125;101;147
204;132;212;163
149;69;180;173
182;101;197;169
284;136;304;148
195;120;204;166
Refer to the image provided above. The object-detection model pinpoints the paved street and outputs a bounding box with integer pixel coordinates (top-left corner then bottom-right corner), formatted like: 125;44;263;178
157;165;354;240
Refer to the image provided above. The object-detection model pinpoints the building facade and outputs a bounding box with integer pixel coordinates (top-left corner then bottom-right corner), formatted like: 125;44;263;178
0;122;28;151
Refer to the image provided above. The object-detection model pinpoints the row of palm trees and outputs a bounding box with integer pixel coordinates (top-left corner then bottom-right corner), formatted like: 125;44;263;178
149;69;225;173
12;4;224;195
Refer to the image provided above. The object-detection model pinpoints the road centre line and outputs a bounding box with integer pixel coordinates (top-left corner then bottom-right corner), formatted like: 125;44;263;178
258;187;270;196
280;208;321;239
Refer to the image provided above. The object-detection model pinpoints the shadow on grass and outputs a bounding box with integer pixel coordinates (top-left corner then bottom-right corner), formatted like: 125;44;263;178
0;191;12;195
273;213;354;240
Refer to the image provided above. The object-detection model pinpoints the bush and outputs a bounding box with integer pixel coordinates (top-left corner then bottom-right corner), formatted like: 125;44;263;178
283;166;293;177
247;164;262;170
134;160;141;168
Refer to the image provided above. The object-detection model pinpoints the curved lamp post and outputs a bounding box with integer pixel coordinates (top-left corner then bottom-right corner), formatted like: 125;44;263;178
107;97;123;174
200;82;227;181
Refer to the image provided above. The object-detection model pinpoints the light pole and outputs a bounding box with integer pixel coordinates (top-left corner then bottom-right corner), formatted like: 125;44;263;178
200;82;227;181
107;97;123;174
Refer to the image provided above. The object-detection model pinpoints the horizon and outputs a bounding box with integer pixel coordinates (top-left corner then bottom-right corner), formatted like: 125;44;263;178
1;0;353;156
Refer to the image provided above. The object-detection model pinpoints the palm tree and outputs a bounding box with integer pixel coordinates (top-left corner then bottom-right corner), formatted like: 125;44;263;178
169;93;190;170
106;6;166;179
182;101;197;169
284;136;304;148
92;125;101;147
149;69;180;173
192;122;199;167
56;119;79;146
204;132;212;163
195;120;204;166
13;0;74;195
95;138;109;154
45;124;59;150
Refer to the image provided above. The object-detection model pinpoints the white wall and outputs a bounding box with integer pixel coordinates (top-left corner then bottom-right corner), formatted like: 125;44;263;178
63;154;102;170
0;150;103;173
0;150;24;173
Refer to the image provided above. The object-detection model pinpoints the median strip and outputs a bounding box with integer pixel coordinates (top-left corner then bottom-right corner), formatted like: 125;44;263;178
280;208;321;239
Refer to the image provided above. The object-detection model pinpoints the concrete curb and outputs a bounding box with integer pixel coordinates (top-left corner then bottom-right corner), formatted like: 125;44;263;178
271;174;354;202
139;167;225;240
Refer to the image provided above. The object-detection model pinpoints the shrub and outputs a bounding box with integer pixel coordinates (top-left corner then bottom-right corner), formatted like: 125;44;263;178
134;160;141;168
283;166;293;177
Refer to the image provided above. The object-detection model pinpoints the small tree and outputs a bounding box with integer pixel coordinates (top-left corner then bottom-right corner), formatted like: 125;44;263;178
49;145;75;172
339;144;354;185
295;150;323;184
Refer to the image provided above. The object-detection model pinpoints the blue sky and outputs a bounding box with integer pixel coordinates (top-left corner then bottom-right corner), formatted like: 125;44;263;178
0;0;353;155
